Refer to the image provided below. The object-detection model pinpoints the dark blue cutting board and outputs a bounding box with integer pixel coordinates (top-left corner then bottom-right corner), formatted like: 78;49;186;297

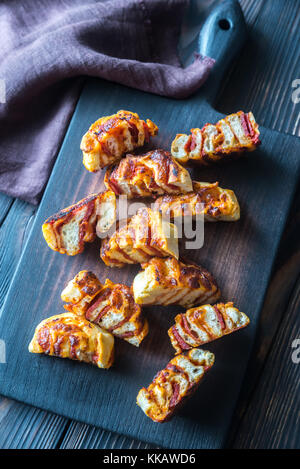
0;1;299;449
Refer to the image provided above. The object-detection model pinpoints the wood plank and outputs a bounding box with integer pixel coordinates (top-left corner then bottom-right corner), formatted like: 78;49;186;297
61;0;300;449
0;399;66;449
57;0;268;449
222;0;300;447
232;275;300;448
0;199;68;448
0;73;299;449
0;0;299;449
0;193;14;227
227;190;300;447
61;422;154;449
0;199;36;310
219;0;300;136
0;0;268;450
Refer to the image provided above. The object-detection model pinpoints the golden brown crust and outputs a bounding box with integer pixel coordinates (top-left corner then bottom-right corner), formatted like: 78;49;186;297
61;271;148;347
81;110;158;171
136;348;215;422
104;149;192;198
42;190;116;256
133;257;220;307
153;181;240;222
28;312;114;369
154;181;240;221
100;208;178;268
168;302;250;354
171;111;260;164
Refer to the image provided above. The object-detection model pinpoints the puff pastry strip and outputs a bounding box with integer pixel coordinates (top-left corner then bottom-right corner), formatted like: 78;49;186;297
153;181;240;222
171;111;260;164
136;348;215;422
168;302;250;354
101;208;178;268
104;149;193;198
81;110;158;171
133;257;220;308
61;270;148;347
42;190;116;256
28;312;114;369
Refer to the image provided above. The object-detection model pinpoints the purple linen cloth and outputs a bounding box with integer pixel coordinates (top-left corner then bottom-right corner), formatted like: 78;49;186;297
0;0;215;204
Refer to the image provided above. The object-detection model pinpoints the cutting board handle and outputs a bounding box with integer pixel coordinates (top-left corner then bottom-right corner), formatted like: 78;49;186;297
198;0;247;106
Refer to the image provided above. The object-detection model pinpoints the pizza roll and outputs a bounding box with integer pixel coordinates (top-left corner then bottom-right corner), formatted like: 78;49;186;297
81;110;158;171
171;111;260;164
101;208;178;268
104;149;192;198
168;302;250;354
133;257;220;308
136;348;214;422
153;181;240;222
42;190;116;256
61;270;148;347
28;312;114;369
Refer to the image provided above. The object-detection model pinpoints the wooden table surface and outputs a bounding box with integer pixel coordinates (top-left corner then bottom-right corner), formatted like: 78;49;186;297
0;0;299;449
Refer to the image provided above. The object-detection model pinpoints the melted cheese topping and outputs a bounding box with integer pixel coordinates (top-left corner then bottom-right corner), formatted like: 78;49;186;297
171;111;260;164
42;191;116;256
100;208;178;268
28;312;114;369
154;181;240;222
133;257;220;307
61;271;148;347
105;149;192;198
136;348;215;422
168;302;250;354
81;110;158;171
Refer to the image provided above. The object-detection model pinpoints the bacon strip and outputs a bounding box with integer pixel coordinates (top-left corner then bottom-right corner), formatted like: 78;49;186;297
61;270;148;347
42;190;116;256
132;257;220;308
104;149;193;199
136;348;215;422
171;326;190;351
154;180;240;223
29;312;114;369
168;302;250;354
100;208;178;268
81;110;158;171
171;111;260;165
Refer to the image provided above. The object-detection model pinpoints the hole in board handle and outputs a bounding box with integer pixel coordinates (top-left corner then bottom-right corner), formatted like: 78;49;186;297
218;19;231;30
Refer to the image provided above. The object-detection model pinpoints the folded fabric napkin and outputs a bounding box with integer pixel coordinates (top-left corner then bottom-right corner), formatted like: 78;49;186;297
0;0;215;204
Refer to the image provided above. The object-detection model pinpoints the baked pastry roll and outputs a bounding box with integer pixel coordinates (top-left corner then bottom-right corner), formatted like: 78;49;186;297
168;302;250;354
136;348;214;422
171;111;260;164
104;149;193;198
133;257;220;308
153;181;240;222
42;190;116;256
28;312;114;369
101;208;178;268
61;270;148;347
81;110;158;171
